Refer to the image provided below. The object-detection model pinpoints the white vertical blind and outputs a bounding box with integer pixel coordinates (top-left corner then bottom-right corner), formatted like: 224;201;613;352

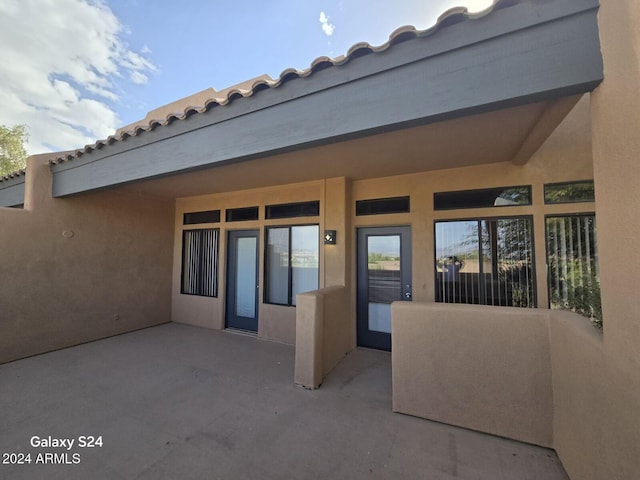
182;229;219;297
546;215;601;322
435;218;534;307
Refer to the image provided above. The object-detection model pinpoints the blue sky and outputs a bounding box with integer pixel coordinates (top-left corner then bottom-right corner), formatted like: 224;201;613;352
0;0;492;154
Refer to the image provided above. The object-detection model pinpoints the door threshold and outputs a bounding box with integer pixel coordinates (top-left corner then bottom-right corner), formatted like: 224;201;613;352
356;346;392;354
224;328;258;337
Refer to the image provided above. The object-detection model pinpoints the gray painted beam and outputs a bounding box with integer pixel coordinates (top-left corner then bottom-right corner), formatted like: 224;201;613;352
0;178;26;208
51;0;603;197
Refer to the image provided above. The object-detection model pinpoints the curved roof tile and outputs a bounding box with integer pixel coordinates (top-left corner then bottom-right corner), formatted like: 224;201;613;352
0;169;26;183
51;0;509;166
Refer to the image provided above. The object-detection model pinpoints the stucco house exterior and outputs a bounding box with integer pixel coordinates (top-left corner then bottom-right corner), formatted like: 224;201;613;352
1;0;638;478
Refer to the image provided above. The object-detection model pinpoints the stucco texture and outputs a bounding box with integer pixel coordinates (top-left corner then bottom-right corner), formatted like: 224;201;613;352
392;302;554;447
587;0;640;478
0;156;174;364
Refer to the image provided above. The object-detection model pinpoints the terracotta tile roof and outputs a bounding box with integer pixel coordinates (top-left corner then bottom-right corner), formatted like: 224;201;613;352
0;169;26;183
51;1;514;166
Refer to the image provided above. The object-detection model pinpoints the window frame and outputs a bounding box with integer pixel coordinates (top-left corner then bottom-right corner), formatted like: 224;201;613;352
183;209;221;225
225;206;259;222
433;214;537;308
263;223;320;307
544;212;601;325
543;180;595;205
180;227;220;298
433;185;532;211
355;196;411;216
265;200;320;220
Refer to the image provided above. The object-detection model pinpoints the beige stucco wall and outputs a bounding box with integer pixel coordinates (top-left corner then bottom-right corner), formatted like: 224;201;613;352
392;302;554;447
390;301;626;471
295;286;351;389
0;156;174;364
549;310;606;480
586;0;640;478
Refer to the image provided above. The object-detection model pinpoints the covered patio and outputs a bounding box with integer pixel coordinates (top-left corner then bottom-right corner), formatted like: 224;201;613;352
0;323;568;479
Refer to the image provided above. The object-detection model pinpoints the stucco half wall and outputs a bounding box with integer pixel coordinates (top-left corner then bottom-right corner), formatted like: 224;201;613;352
391;301;640;479
0;156;174;364
391;302;554;447
294;286;352;389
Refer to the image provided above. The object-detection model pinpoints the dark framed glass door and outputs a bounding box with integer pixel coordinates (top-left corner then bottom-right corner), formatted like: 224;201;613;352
226;230;259;332
357;226;412;351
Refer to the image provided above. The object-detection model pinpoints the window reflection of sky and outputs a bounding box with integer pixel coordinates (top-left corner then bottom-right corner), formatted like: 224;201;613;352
292;225;319;267
291;225;319;250
435;221;478;257
368;235;400;256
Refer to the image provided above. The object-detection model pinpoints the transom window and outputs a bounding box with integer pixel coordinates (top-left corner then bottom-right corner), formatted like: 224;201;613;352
544;181;595;204
265;201;319;219
183;209;220;225
226;206;259;222
434;186;531;210
356;196;410;216
435;217;535;307
265;225;319;306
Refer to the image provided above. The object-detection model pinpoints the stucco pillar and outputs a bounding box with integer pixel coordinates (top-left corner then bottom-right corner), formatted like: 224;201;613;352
24;155;53;211
591;0;640;478
322;177;350;287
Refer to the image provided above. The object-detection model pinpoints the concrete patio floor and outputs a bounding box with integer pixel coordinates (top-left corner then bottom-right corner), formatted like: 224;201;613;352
0;323;569;479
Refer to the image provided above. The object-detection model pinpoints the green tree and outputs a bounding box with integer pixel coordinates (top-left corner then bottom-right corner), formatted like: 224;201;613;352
0;124;28;176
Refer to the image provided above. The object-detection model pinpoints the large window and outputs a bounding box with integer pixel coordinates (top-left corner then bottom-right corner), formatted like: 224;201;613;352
546;214;601;327
265;225;319;306
181;229;219;297
435;217;535;307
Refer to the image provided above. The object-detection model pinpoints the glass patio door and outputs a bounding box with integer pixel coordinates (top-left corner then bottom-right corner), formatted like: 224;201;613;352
356;226;412;351
226;230;259;332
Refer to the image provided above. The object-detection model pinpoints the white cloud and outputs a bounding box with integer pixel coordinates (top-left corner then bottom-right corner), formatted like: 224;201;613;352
319;11;335;37
130;71;149;85
0;0;156;154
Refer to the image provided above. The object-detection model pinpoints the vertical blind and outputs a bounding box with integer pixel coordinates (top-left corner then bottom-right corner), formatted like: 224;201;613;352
546;215;601;322
435;218;535;307
182;229;219;297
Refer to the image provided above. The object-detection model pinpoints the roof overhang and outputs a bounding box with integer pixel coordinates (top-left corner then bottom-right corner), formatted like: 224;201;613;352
113;96;580;199
0;175;26;208
50;0;603;198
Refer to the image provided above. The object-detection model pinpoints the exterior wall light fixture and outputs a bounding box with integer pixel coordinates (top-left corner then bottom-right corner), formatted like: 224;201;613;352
324;230;337;245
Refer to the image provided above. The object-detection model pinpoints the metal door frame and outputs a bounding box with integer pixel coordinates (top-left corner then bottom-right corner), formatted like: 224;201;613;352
356;226;412;351
226;229;260;332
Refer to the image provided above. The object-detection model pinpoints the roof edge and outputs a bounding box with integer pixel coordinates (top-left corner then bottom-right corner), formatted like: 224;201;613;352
51;0;600;167
50;0;516;166
0;169;26;184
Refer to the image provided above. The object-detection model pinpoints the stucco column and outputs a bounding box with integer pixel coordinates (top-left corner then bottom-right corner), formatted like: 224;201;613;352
322;177;350;287
24;155;54;211
591;0;640;478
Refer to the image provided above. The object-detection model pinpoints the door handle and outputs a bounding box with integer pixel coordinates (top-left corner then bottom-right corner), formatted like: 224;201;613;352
404;284;412;300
